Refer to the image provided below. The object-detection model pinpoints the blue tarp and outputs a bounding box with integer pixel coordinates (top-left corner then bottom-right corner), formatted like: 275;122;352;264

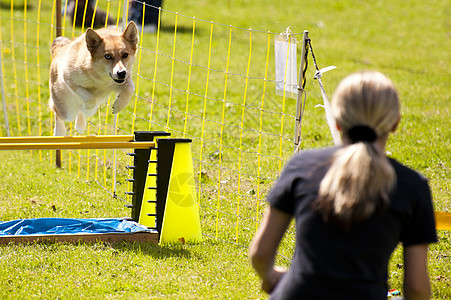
0;218;153;236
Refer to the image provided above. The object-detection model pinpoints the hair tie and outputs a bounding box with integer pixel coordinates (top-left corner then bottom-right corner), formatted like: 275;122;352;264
348;125;377;143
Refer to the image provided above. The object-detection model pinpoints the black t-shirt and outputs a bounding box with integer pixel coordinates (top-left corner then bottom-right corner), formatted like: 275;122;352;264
268;147;437;300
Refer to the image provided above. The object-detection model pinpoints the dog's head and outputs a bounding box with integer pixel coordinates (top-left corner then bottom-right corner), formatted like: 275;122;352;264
85;22;139;84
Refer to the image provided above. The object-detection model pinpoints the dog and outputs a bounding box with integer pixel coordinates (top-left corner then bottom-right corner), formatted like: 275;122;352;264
66;0;116;29
49;22;138;136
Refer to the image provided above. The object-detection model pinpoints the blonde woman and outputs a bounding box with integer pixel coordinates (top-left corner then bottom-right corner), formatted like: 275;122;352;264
249;71;437;299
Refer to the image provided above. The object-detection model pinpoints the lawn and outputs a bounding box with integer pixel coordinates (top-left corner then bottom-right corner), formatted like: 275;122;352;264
0;0;449;298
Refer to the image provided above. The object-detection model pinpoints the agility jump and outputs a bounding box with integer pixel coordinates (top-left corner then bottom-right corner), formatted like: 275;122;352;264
0;131;202;244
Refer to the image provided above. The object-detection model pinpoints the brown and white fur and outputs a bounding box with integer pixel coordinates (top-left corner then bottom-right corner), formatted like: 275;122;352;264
49;22;138;136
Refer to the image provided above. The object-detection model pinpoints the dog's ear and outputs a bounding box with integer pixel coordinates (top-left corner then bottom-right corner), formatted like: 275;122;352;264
85;28;103;55
122;22;139;50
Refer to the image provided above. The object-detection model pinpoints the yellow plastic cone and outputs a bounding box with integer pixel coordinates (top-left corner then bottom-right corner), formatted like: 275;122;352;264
160;142;202;243
138;148;158;228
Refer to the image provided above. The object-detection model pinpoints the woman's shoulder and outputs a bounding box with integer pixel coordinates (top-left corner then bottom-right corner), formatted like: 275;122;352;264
294;146;340;160
388;157;431;208
388;157;428;184
289;146;339;166
281;147;339;178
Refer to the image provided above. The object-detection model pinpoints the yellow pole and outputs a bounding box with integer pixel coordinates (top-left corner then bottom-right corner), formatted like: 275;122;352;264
122;0;130;31
127;2;146;203
95;109;102;181
71;0;79;37
255;31;271;232
91;0;99;29
81;0;89;32
23;0;31;136
105;0;111;29
86;127;91;181
197;21;214;202
183;17;196;137
10;0;21;136
215;25;233;239
166;13;178;130
73;0;80;174
235;28;252;244
131;2;146;133
36;0;43;160
148;7;162;130
115;0;122;29
0;9;11;137
62;0;68;36
55;0;63;168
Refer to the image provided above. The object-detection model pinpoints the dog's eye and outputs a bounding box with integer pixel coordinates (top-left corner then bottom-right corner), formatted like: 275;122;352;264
104;54;112;59
122;53;128;59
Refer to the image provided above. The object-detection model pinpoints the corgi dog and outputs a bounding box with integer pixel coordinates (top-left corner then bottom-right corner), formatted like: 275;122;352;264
49;22;138;136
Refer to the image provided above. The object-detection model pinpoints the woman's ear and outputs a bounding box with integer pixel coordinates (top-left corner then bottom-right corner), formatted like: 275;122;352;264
391;115;401;133
335;120;342;132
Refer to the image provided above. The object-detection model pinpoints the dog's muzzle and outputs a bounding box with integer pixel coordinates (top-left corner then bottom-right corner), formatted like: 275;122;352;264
110;70;127;84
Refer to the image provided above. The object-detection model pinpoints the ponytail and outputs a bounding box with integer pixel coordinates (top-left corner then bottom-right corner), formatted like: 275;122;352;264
315;71;400;225
317;142;395;224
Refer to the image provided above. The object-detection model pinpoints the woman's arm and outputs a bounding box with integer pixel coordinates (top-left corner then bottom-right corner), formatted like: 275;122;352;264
403;244;432;300
249;206;292;293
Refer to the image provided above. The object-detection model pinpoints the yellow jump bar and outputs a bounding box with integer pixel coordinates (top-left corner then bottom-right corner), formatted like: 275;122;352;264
0;142;155;150
0;136;155;150
0;135;134;143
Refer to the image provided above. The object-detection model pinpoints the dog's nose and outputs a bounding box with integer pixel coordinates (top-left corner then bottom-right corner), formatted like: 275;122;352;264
117;70;127;79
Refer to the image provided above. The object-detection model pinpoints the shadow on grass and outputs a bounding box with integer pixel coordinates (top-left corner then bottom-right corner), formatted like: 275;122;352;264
0;2;33;10
112;241;198;259
0;240;203;260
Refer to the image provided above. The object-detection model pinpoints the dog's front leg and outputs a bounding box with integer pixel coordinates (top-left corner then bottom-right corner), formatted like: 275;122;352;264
112;79;135;114
54;112;67;136
73;87;95;134
75;111;87;134
75;87;97;110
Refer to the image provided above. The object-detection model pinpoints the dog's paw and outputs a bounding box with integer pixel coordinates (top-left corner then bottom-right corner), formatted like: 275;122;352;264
84;98;97;110
111;105;121;114
75;112;87;134
111;100;128;114
54;115;67;136
54;125;67;136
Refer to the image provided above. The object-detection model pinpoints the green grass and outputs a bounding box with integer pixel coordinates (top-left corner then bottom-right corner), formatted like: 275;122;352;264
0;0;450;298
0;240;261;299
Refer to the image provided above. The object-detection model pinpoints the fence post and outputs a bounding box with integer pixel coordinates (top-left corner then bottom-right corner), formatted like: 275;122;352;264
294;30;309;153
55;0;62;167
56;0;62;37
